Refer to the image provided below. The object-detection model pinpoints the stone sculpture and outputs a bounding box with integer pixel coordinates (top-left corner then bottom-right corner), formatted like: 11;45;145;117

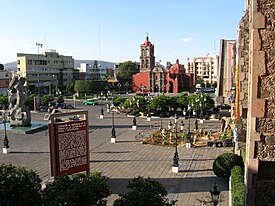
8;75;31;126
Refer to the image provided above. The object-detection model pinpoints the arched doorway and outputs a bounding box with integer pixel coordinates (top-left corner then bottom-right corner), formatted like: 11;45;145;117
169;81;173;93
154;84;159;92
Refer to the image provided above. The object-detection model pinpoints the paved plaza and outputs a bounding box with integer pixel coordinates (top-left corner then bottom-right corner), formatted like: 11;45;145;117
0;102;232;206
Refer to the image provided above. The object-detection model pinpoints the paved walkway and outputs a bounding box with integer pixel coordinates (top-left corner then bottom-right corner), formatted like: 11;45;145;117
0;111;231;206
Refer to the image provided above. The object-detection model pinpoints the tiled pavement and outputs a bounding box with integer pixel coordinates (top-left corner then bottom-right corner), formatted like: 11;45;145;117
0;111;231;206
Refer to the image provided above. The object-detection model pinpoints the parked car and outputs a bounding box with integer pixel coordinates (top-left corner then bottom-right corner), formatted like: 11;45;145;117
83;99;98;105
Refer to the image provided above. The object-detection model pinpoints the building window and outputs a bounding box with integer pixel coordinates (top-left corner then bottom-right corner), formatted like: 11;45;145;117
17;60;20;64
28;60;32;65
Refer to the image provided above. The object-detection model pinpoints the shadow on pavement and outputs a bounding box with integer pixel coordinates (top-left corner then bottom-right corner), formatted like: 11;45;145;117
107;177;228;194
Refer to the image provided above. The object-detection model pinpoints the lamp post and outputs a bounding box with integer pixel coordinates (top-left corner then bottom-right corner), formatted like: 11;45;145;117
132;116;137;130
125;82;130;94
210;182;220;206
145;94;151;121
1;109;10;154
200;94;207;123
141;85;146;96
36;43;43;95
111;107;116;143
100;91;104;119
194;97;199;131
186;105;192;148
117;83;121;95
167;115;179;173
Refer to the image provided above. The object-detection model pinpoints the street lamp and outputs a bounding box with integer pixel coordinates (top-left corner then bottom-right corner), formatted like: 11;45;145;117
194;97;199;131
117;83;121;95
167;114;179;173
1;109;10;154
186;104;192;148
132;116;137;130
100;91;104;119
36;43;43;95
141;85;146;95
210;182;220;206
145;94;151;121
111;107;116;143
200;94;207;123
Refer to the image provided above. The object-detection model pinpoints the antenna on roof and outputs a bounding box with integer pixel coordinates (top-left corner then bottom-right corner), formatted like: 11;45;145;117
99;24;101;60
44;36;47;49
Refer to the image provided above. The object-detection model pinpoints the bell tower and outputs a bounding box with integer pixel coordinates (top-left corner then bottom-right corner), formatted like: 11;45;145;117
140;36;155;72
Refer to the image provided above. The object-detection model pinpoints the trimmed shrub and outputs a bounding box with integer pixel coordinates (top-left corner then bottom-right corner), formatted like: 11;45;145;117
213;153;243;178
0;164;42;206
42;172;111;206
113;176;176;206
231;166;244;206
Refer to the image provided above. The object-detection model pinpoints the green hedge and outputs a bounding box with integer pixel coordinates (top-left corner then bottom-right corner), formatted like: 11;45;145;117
42;172;111;206
0;164;42;206
213;153;243;178
231;166;244;206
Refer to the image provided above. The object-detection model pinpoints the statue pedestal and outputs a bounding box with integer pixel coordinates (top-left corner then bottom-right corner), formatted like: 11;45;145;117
3;148;9;154
172;166;179;173
132;125;137;130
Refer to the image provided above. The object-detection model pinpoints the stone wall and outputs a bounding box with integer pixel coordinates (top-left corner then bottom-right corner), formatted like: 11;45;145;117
238;13;249;115
237;12;250;141
244;0;275;205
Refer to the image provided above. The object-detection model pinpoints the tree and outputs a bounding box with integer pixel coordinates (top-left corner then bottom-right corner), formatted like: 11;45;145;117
0;164;42;206
212;81;217;88
74;80;92;94
56;95;64;104
28;94;37;110
0;95;8;109
166;96;179;112
176;92;189;110
206;82;211;87
41;94;54;106
43;172;111;206
113;176;176;206
149;95;168;112
196;76;204;85
117;61;139;81
66;82;75;94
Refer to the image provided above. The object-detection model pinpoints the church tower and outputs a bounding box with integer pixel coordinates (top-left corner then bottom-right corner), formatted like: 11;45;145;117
140;36;155;72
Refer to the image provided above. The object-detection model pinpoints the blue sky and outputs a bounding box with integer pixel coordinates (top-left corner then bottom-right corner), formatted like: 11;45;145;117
1;0;244;64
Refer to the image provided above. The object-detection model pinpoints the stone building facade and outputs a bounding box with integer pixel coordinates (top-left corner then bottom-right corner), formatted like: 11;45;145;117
239;0;275;205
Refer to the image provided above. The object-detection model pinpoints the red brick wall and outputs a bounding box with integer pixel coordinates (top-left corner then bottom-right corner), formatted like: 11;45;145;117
132;73;150;93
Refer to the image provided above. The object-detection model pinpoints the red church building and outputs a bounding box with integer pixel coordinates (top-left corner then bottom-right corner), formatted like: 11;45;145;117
132;36;194;94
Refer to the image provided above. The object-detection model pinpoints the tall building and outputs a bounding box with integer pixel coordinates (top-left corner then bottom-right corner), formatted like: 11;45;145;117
217;40;236;104
186;55;219;86
17;49;74;93
0;67;10;96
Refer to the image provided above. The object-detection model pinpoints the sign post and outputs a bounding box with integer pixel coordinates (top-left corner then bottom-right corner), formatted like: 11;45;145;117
49;110;90;177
